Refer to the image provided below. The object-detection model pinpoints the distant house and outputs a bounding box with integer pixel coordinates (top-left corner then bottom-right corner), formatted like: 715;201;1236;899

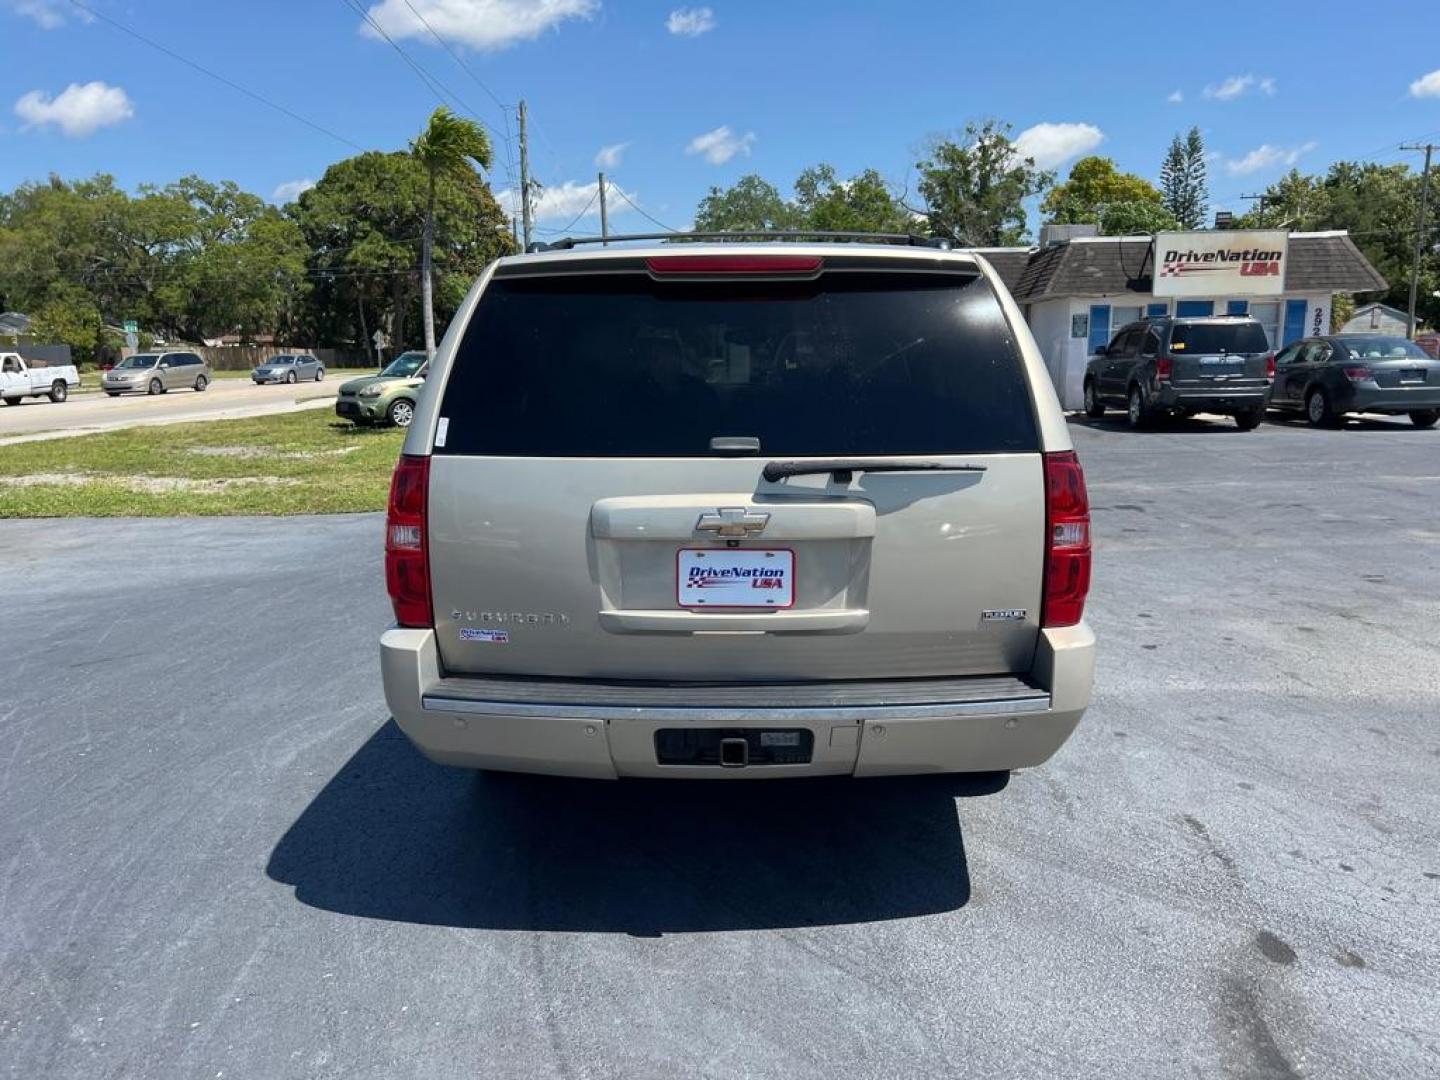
1338;302;1420;337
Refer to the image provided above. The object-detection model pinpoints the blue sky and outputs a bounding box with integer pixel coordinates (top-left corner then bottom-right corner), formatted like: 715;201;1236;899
3;0;1439;238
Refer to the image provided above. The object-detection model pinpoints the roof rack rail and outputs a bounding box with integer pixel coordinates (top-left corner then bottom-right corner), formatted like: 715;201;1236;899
526;230;955;254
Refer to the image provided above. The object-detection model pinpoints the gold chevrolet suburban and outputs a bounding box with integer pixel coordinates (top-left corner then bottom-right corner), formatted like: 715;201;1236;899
380;237;1094;779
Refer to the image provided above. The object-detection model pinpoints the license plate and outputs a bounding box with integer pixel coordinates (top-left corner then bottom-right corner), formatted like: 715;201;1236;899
677;548;794;608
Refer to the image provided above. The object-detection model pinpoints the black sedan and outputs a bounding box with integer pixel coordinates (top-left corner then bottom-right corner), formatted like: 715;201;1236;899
1269;335;1440;427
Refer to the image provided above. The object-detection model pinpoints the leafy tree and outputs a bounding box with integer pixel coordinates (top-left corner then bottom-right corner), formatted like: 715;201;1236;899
29;285;103;362
1160;127;1208;229
1042;156;1175;234
915;120;1052;246
1234;162;1436;327
295;150;510;355
693;175;802;232
792;164;913;234
411;107;493;360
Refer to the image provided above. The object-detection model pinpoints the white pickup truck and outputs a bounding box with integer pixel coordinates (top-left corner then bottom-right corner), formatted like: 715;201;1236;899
1;352;80;405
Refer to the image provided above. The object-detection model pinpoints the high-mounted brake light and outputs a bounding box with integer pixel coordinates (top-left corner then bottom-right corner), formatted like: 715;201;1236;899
1043;451;1091;628
644;254;824;276
385;454;432;628
1155;357;1173;381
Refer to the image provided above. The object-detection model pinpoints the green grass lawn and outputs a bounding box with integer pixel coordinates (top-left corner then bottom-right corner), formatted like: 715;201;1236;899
0;409;404;517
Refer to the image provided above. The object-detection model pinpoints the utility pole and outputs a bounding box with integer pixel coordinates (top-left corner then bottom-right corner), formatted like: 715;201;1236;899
518;99;533;251
1401;143;1436;340
598;172;609;245
1239;193;1270;217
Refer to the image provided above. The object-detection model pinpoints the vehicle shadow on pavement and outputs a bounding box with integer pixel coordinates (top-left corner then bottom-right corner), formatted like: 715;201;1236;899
266;720;1001;933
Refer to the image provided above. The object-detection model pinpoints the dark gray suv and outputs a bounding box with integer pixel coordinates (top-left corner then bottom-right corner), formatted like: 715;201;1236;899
1083;315;1274;430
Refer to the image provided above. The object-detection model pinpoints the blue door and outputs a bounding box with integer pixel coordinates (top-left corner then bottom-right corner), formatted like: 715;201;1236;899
1087;305;1111;355
1176;300;1215;317
1282;299;1308;345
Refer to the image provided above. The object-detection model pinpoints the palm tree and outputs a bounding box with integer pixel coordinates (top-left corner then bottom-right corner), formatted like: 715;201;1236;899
411;107;493;360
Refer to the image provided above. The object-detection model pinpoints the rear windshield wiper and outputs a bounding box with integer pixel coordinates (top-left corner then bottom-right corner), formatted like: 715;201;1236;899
762;459;988;483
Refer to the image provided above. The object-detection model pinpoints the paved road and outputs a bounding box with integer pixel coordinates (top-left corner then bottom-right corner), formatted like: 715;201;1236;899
0;376;353;443
2;415;1437;1079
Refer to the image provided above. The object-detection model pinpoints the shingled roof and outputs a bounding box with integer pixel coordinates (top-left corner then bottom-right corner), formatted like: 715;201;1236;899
1008;232;1386;301
970;248;1033;293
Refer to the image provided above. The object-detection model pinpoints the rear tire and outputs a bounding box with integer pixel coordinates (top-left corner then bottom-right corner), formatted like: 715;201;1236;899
49;380;68;403
388;398;415;428
1;396;17;406
194;374;209;392
1234;408;1264;431
106;391;120;397
1409;409;1439;429
1305;388;1337;427
1126;385;1151;430
147;378;163;396
1083;380;1105;418
314;367;325;382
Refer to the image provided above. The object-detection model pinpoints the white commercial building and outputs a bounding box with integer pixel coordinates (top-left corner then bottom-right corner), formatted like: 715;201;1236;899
980;228;1388;410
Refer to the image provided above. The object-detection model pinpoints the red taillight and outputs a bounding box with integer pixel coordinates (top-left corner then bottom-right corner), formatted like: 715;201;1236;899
1155;357;1173;381
1043;450;1091;628
385;454;432;628
1265;353;1276;380
1342;365;1374;382
644;254;824;276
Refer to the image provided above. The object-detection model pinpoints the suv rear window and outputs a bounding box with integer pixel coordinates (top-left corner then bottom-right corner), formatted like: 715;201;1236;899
1169;321;1269;354
436;270;1038;456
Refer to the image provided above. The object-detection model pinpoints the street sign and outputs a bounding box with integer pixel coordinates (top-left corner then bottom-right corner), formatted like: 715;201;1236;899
372;330;389;349
123;319;138;334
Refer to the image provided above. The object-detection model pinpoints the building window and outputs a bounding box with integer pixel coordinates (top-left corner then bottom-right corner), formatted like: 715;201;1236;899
1226;300;1249;315
1111;305;1144;332
1283;299;1308;345
1087;305;1110;354
1176;300;1215;317
1250;301;1281;348
1147;302;1168;318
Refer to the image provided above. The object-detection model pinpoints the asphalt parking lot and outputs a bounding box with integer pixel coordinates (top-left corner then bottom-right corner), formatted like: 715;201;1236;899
2;414;1437;1079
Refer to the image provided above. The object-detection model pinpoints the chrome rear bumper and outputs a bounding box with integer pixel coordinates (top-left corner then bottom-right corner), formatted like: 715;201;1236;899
381;625;1094;779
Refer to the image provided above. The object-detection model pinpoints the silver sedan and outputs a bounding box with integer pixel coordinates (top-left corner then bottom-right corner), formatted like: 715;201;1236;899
252;355;325;384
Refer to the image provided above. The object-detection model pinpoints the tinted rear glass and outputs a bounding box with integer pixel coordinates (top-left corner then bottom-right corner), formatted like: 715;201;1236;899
436;270;1038;456
1169;322;1269;354
1340;337;1431;360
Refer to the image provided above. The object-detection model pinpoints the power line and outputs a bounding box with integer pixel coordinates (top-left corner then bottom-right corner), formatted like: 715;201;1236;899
65;0;364;151
394;0;519;188
338;0;496;143
533;188;600;236
609;186;681;234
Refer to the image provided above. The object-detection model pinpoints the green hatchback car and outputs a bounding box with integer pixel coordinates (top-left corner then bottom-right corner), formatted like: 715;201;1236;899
335;351;428;427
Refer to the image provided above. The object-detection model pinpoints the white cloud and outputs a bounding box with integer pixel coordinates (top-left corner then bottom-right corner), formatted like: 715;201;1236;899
273;179;316;203
1012;121;1104;170
1224;141;1317;176
685;125;754;165
594;141;630;169
10;1;90;28
360;0;597;52
14;82;134;137
1166;89;1183;104
495;178;637;223
666;6;715;36
1202;74;1276;101
1410;69;1440;99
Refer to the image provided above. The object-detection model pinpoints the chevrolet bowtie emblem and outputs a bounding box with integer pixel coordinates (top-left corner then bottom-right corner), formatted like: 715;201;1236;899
695;507;770;538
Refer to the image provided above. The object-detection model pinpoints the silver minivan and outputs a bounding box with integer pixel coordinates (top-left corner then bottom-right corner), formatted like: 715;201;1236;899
103;351;211;396
380;240;1095;779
